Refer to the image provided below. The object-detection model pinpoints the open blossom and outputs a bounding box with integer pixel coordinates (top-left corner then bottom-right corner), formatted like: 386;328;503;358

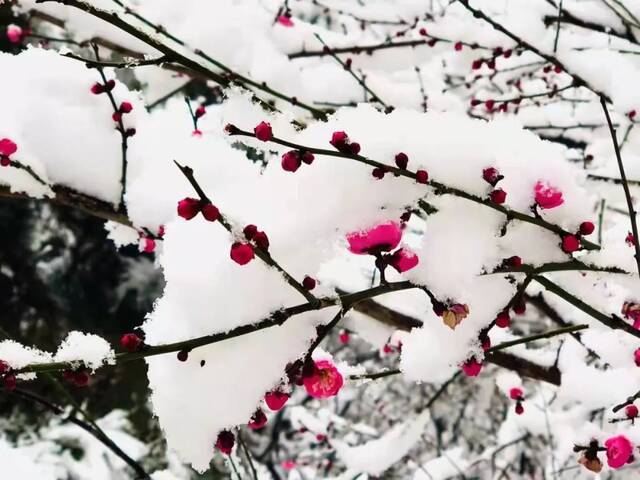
534;181;564;209
389;247;419;273
604;435;633;468
303;359;344;398
346;221;402;255
442;303;469;330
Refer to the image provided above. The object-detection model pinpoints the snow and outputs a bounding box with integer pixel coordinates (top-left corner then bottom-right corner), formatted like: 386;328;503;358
53;331;115;371
334;411;430;475
6;0;640;476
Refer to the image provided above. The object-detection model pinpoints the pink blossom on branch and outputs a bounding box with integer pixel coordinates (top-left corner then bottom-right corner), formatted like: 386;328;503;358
604;435;633;468
534;181;564;209
346;221;402;255
302;359;344;398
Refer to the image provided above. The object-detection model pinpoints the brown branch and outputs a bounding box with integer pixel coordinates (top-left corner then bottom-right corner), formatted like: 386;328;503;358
11;388;150;479
600;96;640;279
456;0;611;101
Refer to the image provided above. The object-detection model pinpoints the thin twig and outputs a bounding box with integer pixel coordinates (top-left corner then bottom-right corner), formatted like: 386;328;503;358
10;388;150;479
600;96;640;279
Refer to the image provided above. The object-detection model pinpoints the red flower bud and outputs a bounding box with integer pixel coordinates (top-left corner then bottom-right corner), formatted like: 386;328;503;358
177;197;201;220
215;430;235;455
482;167;502;186
253;231;269;251
254;121;273;141
195;105;206;118
248;409;268;430
415;170;429;184
489;188;507;204
561;235;580;253
395;152;409;169
372;167;386;179
282;151;302;172
495;310;511;328
201;203;220;222
301;152;315;165
243;224;258;240
120;333;143;352
230;242;255;265
119;101;133;113
579;221;595;236
302;276;316;290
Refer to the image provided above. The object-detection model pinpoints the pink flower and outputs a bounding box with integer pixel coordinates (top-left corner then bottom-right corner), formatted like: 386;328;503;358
389;247;419;273
303;359;344;398
604;435;633;469
339;330;350;344
626;404;638;419
281;460;296;471
635;348;640;367
534;181;564;209
461;359;482;377
277;15;294;27
346;221;402;255
6;25;23;44
0;138;18;157
264;390;289;411
509;387;523;400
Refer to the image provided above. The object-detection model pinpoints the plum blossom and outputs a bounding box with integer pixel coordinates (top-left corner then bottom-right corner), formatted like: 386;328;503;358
389;248;419;273
347;221;402;255
264;390;289;411
6;25;24;44
622;302;640;329
534;181;564;209
277;15;294;27
604;435;633;469
461;359;482;377
303;359;344;398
